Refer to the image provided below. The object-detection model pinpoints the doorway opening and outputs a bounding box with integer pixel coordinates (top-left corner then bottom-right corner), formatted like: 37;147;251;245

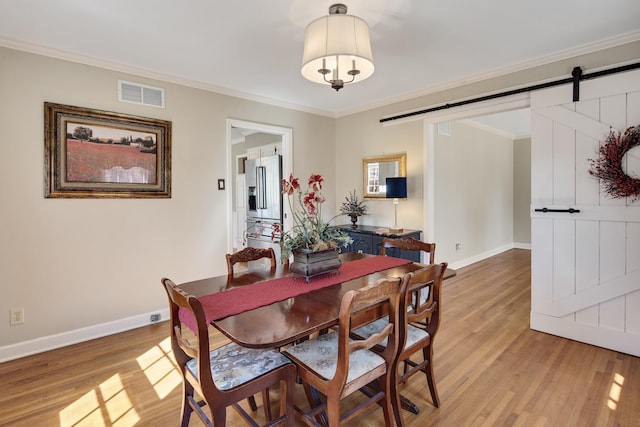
225;119;292;257
420;94;531;268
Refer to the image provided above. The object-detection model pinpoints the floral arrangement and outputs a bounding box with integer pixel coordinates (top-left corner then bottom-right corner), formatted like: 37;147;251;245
589;125;640;201
274;173;351;259
339;190;369;217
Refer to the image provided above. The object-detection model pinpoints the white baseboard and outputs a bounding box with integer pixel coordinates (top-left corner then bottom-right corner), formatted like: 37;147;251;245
514;242;532;250
448;243;518;270
0;242;534;363
0;308;169;363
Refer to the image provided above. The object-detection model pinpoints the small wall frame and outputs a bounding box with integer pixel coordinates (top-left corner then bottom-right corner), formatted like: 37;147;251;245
362;153;407;198
44;102;171;198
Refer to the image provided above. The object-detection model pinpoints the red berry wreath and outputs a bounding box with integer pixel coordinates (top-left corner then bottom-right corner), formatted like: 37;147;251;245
589;125;640;201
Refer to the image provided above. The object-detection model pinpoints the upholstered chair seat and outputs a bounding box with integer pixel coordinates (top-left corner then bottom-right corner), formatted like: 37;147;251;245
283;332;386;383
350;263;448;417
185;342;292;390
161;277;296;427
282;276;404;426
353;319;428;349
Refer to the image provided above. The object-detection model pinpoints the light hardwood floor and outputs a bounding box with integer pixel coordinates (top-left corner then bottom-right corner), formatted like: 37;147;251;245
1;249;639;426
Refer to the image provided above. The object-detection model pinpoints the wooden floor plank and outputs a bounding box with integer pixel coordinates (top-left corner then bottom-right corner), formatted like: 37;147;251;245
1;249;639;426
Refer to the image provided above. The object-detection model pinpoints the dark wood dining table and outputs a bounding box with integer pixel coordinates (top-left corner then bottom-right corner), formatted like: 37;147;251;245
177;252;456;422
178;252;456;349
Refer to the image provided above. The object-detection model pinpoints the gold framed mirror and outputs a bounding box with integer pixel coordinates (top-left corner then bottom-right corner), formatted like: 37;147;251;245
362;153;407;198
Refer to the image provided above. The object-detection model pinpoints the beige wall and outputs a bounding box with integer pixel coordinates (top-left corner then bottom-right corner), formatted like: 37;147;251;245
514;137;532;245
2;39;638;359
434;121;514;263
0;47;335;355
334;40;639;266
334;115;424;229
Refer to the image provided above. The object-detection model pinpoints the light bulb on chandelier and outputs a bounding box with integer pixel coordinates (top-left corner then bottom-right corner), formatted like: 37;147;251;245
301;3;374;91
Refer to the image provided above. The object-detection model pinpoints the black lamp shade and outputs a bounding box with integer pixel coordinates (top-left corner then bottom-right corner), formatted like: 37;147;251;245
386;177;407;199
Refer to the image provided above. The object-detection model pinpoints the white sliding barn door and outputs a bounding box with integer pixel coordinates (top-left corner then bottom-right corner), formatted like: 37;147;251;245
530;69;640;357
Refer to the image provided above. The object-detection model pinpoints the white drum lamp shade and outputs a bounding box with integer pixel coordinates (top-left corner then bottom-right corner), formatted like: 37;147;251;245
301;4;374;91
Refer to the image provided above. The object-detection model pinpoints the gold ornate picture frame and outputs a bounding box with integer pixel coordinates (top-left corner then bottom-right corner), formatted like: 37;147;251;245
362;153;407;198
44;102;171;198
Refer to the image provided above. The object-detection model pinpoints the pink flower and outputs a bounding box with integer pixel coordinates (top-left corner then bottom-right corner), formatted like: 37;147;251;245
308;174;323;191
303;191;325;216
271;223;281;240
277;171;351;256
281;173;300;195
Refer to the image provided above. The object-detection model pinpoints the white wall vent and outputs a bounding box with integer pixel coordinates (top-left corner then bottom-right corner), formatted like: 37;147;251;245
437;122;451;136
118;80;165;108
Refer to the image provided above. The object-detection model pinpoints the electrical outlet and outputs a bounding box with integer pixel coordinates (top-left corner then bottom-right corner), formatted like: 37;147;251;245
455;243;461;251
10;308;24;326
150;313;161;323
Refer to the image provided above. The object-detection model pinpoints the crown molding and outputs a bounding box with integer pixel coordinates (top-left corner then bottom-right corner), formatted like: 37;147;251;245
0;36;337;118
339;30;640;118
2;30;638;119
461;118;521;140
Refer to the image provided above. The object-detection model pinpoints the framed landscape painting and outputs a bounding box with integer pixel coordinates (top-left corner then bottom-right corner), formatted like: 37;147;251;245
44;102;171;198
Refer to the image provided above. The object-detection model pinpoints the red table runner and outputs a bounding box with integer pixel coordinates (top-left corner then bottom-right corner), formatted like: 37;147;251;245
179;256;411;331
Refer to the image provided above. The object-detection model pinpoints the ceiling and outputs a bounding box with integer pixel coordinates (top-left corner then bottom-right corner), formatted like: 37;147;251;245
1;0;639;118
467;109;532;139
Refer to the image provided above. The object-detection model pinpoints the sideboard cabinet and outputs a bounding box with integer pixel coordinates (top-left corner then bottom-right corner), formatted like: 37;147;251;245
334;225;422;262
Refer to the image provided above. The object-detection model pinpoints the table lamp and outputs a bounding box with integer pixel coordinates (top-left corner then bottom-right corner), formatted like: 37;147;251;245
386;177;407;233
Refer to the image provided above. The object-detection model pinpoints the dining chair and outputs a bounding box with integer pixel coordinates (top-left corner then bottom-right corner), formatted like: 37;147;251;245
351;263;447;426
380;236;436;264
380;237;436;308
282;276;403;427
161;277;296;427
226;246;277;277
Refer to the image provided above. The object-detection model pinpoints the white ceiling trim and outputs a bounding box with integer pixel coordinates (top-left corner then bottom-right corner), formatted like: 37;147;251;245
0;36;337;118
381;93;531;127
380;54;640;128
361;30;640;119
461;119;521;140
2;30;639;119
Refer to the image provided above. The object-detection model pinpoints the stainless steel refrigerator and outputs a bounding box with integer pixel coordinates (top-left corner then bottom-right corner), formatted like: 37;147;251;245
245;154;283;260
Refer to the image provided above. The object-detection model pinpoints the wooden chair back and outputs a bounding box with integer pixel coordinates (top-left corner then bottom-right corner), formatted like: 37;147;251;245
162;278;208;372
284;276;404;426
334;276;404;393
161;277;295;427
347;264;447;425
401;262;447;346
226;247;276;276
394;262;448;414
380;237;435;264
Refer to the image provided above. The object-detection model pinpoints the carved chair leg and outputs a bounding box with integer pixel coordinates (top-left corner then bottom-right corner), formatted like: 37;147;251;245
423;346;440;407
248;395;258;411
262;388;273;421
180;382;194;427
302;383;328;427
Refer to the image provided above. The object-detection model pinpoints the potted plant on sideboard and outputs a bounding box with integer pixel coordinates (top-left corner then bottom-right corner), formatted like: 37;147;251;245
340;190;369;228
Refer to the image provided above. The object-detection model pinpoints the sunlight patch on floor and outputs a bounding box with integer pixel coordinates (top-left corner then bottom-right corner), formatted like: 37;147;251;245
136;336;182;399
59;389;102;426
607;373;624;411
100;374;140;426
58;337;178;426
58;374;140;426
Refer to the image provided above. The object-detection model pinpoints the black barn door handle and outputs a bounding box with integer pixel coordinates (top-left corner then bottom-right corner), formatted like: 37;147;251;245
534;207;580;214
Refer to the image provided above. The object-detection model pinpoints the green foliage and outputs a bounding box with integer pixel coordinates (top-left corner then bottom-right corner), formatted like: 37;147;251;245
339;190;368;216
278;173;352;259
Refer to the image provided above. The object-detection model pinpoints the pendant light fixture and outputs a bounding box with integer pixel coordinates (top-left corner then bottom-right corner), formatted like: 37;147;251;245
301;3;374;91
